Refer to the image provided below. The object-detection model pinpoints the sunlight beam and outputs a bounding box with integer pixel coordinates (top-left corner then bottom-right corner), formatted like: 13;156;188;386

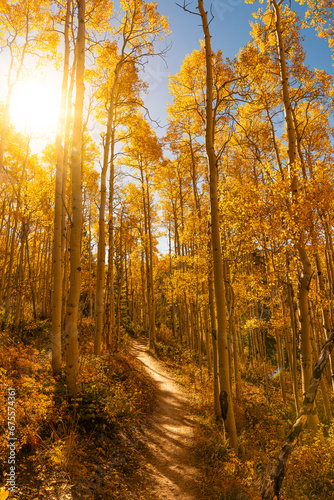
9;78;61;138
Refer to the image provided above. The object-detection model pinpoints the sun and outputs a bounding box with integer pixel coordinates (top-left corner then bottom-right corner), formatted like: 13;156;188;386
10;78;61;137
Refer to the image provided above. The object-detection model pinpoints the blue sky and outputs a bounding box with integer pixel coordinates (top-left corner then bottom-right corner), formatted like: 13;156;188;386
143;0;333;253
143;0;333;130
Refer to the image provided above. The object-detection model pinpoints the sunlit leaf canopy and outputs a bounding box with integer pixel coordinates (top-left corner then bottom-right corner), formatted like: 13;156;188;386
1;1;334;498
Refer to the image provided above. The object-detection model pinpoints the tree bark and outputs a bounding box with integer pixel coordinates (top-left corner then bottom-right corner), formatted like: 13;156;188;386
198;0;238;452
51;0;71;375
106;131;115;349
146;173;156;344
315;252;334;392
208;264;220;418
65;0;85;398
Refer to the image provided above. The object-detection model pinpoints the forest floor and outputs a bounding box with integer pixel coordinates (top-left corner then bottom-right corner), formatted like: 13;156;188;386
127;339;207;499
1;324;211;500
2;322;333;500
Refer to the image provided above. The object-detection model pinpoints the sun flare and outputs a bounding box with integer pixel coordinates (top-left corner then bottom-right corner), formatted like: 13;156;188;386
10;78;61;137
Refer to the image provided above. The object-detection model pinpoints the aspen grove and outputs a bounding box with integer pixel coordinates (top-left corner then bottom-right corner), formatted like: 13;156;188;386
0;0;334;499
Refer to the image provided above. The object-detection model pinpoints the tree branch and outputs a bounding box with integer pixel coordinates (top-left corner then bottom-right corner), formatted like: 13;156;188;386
176;1;200;16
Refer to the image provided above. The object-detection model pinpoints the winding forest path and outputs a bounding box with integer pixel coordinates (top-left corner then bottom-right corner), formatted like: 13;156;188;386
129;339;206;500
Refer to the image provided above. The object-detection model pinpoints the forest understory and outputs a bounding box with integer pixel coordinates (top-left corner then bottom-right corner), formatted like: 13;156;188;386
1;319;334;500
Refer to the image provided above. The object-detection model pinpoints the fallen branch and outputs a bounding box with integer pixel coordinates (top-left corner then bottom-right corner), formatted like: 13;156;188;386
260;329;334;500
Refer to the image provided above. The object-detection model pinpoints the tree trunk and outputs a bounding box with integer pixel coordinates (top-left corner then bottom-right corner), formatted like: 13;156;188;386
65;0;85;398
0;202;11;306
198;0;238;452
51;0;71;375
140;163;153;347
272;0;319;431
315;252;334;392
4;140;30;321
14;221;27;329
146;174;156;344
286;258;300;414
94;48;125;355
208;266;220;418
106;136;115;348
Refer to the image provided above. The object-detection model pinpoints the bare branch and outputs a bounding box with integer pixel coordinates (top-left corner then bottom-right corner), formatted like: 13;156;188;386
176;1;200;16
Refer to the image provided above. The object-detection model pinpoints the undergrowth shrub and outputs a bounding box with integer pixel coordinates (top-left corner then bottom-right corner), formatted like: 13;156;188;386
0;344;55;475
152;336;334;499
123;319;142;337
74;353;155;436
153;340;194;365
78;317;95;354
0;322;156;499
0;318;51;347
195;415;260;499
281;426;334;500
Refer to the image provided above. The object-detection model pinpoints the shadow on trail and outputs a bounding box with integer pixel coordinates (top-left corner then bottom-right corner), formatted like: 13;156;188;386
130;340;208;500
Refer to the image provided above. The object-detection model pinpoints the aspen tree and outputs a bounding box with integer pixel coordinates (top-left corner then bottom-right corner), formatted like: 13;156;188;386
94;0;169;355
51;0;72;375
235;0;332;428
271;0;320;432
208;265;221;418
145;170;156;345
197;0;238;451
119;114;162;346
0;199;11;306
65;0;85;398
105;130;116;348
4;138;30;322
315;252;334;392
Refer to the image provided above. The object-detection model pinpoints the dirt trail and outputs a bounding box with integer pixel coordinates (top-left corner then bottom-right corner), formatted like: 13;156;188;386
130;339;206;500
